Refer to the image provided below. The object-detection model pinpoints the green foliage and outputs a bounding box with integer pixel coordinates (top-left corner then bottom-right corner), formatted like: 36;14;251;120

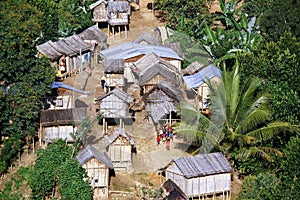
278;136;300;199
0;167;32;200
57;159;92;200
164;30;212;67
259;0;300;41
154;0;210;34
176;66;298;173
238;32;300;124
238;173;279;200
0;0;55;173
29;140;92;200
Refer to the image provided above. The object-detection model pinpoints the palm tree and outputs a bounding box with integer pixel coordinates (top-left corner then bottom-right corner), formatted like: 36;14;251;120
176;66;298;161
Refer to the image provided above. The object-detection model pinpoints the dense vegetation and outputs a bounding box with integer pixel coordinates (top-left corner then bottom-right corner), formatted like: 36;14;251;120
156;0;300;198
0;0;299;198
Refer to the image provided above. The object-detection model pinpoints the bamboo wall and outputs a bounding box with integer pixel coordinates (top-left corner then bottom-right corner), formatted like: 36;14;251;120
166;165;231;197
100;95;129;118
83;158;109;188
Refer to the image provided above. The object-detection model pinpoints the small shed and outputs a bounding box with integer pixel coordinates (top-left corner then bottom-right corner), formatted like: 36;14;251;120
97;88;134;133
104;59;125;90
90;0;108;23
133;53;182;93
104;128;135;171
76;145;114;199
162;179;188;200
39;108;87;146
165;152;232;199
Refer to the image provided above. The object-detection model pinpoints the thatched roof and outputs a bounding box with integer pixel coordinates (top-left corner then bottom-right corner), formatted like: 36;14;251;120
97;88;134;104
37;35;91;60
181;61;206;75
133;53;182;86
89;0;107;10
143;81;184;123
163;179;188;200
133;32;162;46
78;25;108;44
143;81;185;103
76;145;114;169
104;128;135;148
183;64;222;89
40;108;87;126
171;152;232;179
104;59;125;73
107;1;129;13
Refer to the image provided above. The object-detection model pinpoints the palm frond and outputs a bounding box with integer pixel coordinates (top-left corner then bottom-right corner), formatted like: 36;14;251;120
247;122;300;142
238;146;283;162
235;108;272;135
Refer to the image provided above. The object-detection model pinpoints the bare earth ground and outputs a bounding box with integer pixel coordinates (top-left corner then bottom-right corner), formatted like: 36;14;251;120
0;1;242;199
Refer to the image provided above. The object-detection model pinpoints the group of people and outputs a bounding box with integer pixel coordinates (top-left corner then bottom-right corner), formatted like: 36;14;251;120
156;124;174;151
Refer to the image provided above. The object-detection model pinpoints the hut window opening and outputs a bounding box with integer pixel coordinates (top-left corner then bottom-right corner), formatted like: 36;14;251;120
94;179;99;183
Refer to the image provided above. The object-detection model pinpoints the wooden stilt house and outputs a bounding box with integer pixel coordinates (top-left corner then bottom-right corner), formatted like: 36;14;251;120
164;152;232;199
107;1;130;39
96;88;134;133
76;145;114;199
104;128;135;172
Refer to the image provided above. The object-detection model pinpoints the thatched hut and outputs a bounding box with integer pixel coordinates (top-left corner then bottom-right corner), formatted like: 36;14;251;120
133;53;182;93
143;81;185;125
104;59;125;90
36;35;92;79
104;128;135;172
97;88;134;133
39;108;87;146
165;152;232;199
76;145;114;199
90;0;108;24
78;25;108;50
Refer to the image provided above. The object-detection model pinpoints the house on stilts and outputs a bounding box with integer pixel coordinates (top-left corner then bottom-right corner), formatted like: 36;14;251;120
96;88;134;133
163;152;232;199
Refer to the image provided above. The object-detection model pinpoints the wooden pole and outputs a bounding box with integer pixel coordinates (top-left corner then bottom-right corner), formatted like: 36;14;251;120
118;25;121;40
125;25;128;39
108;23;110;36
113;26;115;41
103;118;105;133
